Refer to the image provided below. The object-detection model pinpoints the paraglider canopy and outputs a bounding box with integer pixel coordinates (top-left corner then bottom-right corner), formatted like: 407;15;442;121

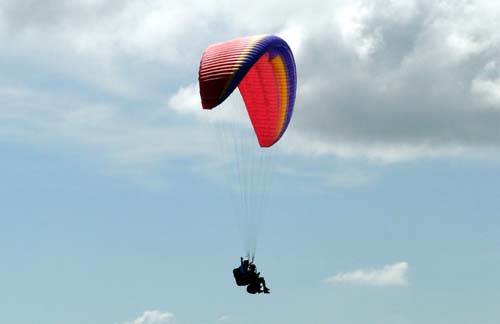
198;35;297;147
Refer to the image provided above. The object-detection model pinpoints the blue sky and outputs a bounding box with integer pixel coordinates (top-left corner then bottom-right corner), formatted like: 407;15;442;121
1;1;500;323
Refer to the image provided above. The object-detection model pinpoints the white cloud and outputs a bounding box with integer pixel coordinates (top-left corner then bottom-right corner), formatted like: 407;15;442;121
325;262;409;286
167;83;248;125
277;23;304;57
471;61;500;104
123;311;231;324
216;315;231;322
280;131;466;163
446;32;483;62
124;310;174;324
334;2;382;61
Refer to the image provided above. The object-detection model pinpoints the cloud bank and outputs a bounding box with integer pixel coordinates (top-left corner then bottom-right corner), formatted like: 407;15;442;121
1;0;500;168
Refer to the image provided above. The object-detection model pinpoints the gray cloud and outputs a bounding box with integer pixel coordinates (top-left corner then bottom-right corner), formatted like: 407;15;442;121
288;0;500;160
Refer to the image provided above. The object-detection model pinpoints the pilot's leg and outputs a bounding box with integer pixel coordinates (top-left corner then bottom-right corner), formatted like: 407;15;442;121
259;277;270;293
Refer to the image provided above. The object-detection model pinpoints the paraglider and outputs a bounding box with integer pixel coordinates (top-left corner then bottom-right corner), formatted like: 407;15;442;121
233;257;270;294
198;35;296;294
198;34;296;147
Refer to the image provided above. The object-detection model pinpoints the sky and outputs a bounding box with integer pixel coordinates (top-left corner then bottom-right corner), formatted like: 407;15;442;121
1;0;500;323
